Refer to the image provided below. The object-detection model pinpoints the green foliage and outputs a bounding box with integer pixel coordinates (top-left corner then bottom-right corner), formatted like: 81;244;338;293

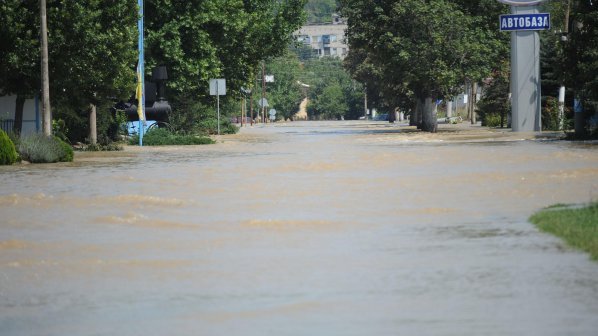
129;128;214;146
82;142;123;152
0;129;18;165
55;136;74;162
52;119;69;142
305;0;338;24
477;61;510;128
308;83;347;119
114;109;128;137
1;0;137;144
530;202;598;260
146;0;307;100
542;97;564;131
563;2;598;101
195;118;239;136
168;96;238;135
302;57;363;120
251;52;304;121
18;134;74;163
340;0;509;131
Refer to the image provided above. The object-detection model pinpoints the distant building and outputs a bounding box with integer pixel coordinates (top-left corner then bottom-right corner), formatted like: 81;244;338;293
294;15;348;58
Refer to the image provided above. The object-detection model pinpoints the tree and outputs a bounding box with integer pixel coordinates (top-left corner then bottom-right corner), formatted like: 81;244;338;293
0;0;138;141
302;57;363;120
145;0;306;101
340;0;509;132
0;0;40;135
263;52;304;121
562;0;598;136
305;0;337;24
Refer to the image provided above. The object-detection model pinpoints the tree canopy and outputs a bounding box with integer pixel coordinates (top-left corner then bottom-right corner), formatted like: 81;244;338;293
339;0;508;132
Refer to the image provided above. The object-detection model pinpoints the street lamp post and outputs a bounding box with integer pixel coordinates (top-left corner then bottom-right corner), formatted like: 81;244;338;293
137;0;145;146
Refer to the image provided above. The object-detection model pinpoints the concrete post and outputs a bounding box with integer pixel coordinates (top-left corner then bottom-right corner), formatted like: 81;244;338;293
89;104;97;145
510;5;542;132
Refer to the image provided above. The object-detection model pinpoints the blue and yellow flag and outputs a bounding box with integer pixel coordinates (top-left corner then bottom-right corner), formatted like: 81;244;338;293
136;68;144;121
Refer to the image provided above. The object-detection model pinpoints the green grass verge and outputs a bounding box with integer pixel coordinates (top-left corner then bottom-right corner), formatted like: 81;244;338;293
530;202;598;260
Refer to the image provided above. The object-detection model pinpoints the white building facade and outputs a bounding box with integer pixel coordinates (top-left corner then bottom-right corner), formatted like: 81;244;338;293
294;21;348;58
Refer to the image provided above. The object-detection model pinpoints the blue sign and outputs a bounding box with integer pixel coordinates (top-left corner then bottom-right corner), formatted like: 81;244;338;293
500;13;550;31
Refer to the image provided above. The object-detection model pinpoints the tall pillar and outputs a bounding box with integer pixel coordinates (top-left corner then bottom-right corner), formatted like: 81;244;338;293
510;6;542;132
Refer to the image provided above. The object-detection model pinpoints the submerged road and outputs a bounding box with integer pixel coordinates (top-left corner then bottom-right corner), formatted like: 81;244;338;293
1;121;598;335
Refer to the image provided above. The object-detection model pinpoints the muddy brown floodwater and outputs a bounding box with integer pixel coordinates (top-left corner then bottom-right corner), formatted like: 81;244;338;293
1;121;598;335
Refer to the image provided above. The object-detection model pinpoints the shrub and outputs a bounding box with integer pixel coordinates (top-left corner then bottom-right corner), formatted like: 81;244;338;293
55;136;74;162
18;133;74;163
194;118;239;135
542;96;566;131
128;127;214;146
83;142;123;151
0;129;18;165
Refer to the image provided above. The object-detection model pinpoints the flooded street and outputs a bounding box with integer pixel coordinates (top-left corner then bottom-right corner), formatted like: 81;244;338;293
1;121;598;335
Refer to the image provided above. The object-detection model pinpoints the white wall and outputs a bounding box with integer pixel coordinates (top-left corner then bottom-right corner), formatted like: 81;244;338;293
0;95;40;135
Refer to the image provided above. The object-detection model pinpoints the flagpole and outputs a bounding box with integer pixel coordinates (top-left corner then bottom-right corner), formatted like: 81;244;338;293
138;0;145;146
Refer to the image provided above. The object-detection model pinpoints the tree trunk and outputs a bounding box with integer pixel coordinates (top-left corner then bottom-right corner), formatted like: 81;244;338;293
13;95;25;135
388;108;396;123
411;99;424;128
40;0;52;136
421;97;438;133
89;104;97;144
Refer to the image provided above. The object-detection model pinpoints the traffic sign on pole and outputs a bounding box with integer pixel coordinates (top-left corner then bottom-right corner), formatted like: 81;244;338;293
209;78;226;135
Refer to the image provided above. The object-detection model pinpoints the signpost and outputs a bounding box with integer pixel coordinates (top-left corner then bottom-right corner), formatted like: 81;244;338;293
497;0;548;132
209;79;226;135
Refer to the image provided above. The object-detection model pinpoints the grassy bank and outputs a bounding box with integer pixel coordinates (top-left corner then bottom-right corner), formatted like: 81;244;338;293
530;202;598;260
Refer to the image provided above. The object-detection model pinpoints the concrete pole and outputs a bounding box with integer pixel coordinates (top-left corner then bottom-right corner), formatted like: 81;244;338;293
558;86;565;130
510;5;542;132
40;0;52;136
364;89;368;119
447;101;453;118
89;104;97;144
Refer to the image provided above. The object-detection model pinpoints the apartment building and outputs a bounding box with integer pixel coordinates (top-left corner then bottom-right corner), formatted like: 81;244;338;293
294;15;348;58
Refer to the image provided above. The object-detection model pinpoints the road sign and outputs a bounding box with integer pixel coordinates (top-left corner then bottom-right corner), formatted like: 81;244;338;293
500;13;550;31
496;0;546;5
259;98;269;108
209;78;226;135
209;79;226;96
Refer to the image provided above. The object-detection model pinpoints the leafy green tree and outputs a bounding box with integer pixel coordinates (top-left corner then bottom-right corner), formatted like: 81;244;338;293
564;2;598;100
308;82;347;119
476;61;510;128
264;52;304;120
145;0;306;100
340;0;508;132
0;0;138;142
0;0;40;134
302;57;363;120
305;0;337;24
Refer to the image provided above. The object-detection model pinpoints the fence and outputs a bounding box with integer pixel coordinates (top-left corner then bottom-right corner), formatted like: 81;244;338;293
1;119;14;133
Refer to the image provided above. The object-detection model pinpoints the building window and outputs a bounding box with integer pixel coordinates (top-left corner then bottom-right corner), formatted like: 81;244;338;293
330;35;337;42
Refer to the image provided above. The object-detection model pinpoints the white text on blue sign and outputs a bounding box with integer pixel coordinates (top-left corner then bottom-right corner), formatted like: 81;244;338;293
500;13;550;31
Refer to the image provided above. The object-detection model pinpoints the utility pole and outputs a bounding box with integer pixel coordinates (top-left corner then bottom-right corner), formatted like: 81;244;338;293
40;0;51;136
558;0;571;130
261;61;266;123
364;88;368;119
